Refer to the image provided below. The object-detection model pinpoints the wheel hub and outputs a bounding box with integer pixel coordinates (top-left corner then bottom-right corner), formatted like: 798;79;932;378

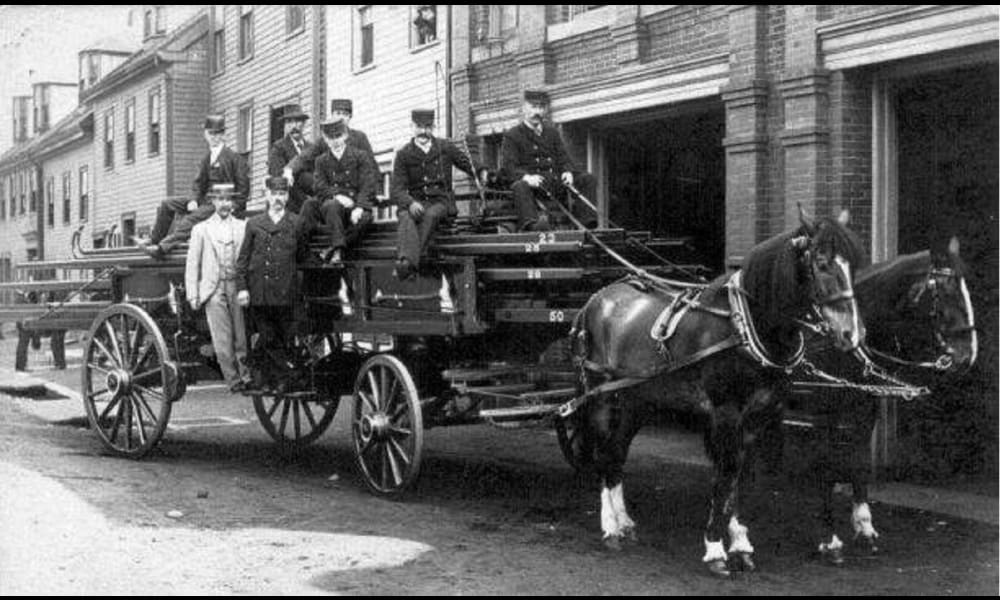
106;369;133;397
359;413;391;443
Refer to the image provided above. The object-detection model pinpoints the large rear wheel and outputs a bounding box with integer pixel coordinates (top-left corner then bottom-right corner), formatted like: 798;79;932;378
82;304;177;457
351;354;423;497
253;392;339;450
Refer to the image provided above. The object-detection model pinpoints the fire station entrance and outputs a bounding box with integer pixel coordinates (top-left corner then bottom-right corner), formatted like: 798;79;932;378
591;100;726;274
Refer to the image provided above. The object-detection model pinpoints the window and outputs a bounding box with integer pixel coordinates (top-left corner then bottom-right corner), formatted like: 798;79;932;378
29;172;37;213
34;85;51;133
80;53;101;88
125;100;136;162
13;97;30;143
0;178;5;220
62;172;71;225
45;177;54;228
358;6;374;68
286;5;304;35
104;109;115;169
18;172;25;215
143;9;153;39
473;5;519;44
237;103;253;154
121;212;136;247
79;167;89;221
549;5;606;24
412;5;437;47
5;175;12;219
155;6;166;33
239;6;254;61
212;28;225;75
149;89;161;155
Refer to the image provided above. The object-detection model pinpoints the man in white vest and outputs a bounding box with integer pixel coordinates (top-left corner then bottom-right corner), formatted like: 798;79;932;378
185;183;250;392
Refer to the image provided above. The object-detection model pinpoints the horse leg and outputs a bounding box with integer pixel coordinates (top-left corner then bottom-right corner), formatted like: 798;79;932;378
849;417;879;555
590;393;631;550
815;457;845;566
703;403;742;577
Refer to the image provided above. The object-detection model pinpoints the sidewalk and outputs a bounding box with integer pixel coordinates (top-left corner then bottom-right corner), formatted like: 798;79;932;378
1;356;996;527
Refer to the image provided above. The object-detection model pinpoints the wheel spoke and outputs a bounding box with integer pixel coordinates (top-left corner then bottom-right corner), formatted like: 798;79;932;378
132;368;162;385
265;397;282;419
301;400;318;430
132;384;166;403
293;398;302;440
367;370;381;410
103;321;125;367
133;389;160;424
132;340;155;374
387;435;412;467
385;442;403;486
91;336;120;369
379;368;391;411
97;394;122;423
129;325;147;371
118;315;133;369
380;449;390;490
130;395;148;447
359;390;377;415
86;362;113;377
278;397;291;437
389;425;412;437
108;395;125;443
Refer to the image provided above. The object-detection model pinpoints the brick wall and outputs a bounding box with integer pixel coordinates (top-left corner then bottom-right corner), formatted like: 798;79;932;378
828;68;873;244
551;30;617;84
645;5;729;65
209;5;318;206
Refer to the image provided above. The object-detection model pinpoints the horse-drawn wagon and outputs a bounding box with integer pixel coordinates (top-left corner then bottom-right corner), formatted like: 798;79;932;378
0;189;706;496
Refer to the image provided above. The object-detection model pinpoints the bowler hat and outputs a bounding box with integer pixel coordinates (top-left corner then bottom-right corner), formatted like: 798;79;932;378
321;119;347;138
280;104;309;122
411;109;435;127
523;89;550;105
329;98;353;115
265;177;289;192
208;182;236;197
204;114;226;132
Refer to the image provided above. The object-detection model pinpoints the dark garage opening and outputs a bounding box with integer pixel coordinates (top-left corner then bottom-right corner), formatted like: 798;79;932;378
602;102;726;273
895;60;999;483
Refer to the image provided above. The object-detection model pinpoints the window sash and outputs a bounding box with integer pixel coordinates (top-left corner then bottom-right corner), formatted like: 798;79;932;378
237;105;253;154
239;8;254;59
79;167;89;221
62;173;71;224
286;5;304;34
46;178;54;227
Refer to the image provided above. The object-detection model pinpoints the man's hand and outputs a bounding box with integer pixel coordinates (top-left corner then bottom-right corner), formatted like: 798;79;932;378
408;201;425;221
561;171;574;187
188;298;200;310
237;290;250;307
336;194;355;210
186;199;199;212
522;174;544;188
283;168;295;187
350;207;367;225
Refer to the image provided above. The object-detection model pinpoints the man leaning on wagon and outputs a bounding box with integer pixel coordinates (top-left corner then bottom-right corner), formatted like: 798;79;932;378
141;114;250;258
236;177;311;394
499;90;597;232
391;109;486;280
185;184;251;393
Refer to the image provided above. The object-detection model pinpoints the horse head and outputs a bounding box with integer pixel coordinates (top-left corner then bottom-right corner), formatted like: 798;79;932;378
908;237;978;371
792;208;868;352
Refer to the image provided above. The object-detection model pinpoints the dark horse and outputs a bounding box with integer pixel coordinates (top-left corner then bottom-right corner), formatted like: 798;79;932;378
568;210;867;576
797;237;978;564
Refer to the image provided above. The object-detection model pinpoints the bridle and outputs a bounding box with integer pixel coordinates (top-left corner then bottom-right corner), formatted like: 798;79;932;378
863;266;975;372
793;243;859;341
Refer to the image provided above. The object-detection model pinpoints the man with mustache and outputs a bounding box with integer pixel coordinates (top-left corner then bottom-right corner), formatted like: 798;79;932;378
499;90;597;232
267;104;312;214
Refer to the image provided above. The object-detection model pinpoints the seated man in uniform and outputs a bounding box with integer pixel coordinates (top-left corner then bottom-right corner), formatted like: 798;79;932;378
499;90;597;232
267;104;313;214
391;109;485;279
142;114;250;258
310;119;376;264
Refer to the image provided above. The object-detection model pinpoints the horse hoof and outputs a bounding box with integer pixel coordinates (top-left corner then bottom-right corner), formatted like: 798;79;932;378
603;535;623;552
706;558;731;578
855;535;879;556
820;547;845;566
728;552;756;573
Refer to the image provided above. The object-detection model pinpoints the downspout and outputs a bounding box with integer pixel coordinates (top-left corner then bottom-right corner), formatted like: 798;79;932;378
445;5;453;139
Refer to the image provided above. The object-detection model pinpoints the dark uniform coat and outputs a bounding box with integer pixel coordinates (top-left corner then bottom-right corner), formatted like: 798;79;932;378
193;146;250;209
315;146;377;210
286;128;376;185
390;137;478;210
236;212;310;307
267;135;313;213
499;122;575;185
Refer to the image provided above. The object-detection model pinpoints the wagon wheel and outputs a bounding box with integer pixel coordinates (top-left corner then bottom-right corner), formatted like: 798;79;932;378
555;413;594;472
252;392;339;451
82;304;177;458
352;354;424;497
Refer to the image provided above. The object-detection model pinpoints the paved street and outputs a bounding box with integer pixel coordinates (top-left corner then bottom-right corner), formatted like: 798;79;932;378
0;335;997;595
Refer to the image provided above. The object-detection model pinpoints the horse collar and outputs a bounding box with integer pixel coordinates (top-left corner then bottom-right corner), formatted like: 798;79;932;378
726;271;804;372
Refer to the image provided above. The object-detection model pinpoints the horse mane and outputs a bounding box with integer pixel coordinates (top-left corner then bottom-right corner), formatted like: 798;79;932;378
741;217;868;326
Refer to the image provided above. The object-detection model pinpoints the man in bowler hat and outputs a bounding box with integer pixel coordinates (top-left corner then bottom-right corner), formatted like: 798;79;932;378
267;104;313;214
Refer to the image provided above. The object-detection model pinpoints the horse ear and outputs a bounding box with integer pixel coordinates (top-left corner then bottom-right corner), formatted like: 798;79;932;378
948;236;960;257
797;203;816;236
837;208;850;227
